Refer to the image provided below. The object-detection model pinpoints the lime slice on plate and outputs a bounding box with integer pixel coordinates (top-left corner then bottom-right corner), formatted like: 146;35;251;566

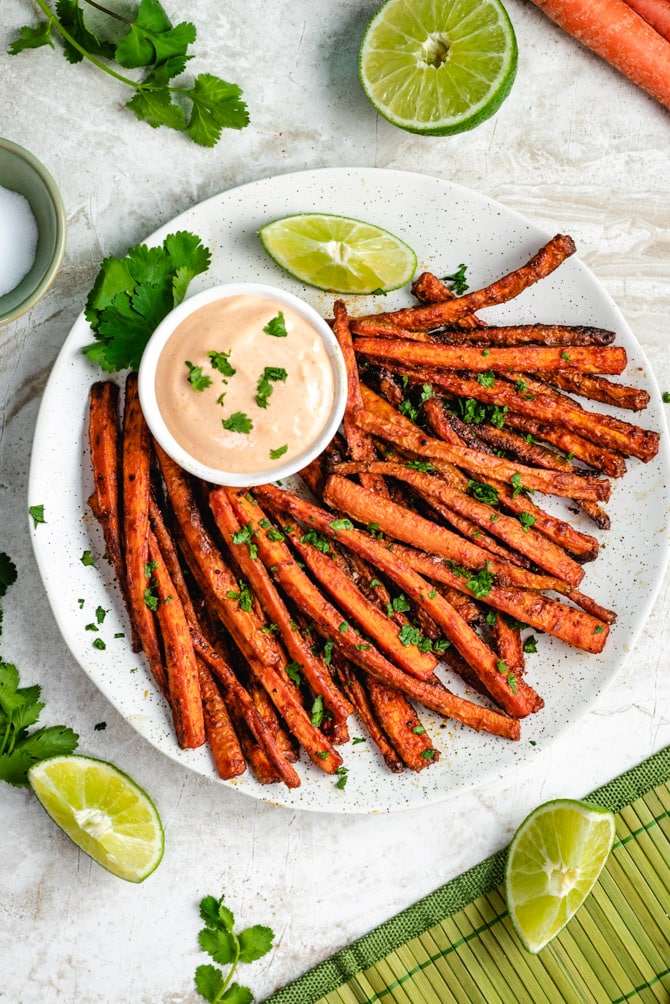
258;212;417;294
504;798;616;953
359;0;518;135
28;754;164;883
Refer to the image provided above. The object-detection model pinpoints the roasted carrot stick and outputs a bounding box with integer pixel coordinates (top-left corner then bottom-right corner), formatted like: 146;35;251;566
364;675;440;771
288;529;440;680
353;338;628;376
156;447;342;774
210;487;353;736
121;374;167;694
254;483;542;719
356;405;611;502
353;235;577;332
540;370;651;411
87;381;141;651
332;461;586;587
197;658;246;779
147;531;205;749
529;0;670;108
333;657;405;773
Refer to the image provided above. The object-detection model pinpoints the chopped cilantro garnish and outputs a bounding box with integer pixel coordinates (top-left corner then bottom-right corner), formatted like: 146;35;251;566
185;360;212;391
28;504;46;528
263;312;287;337
208;349;236;378
256;366;287;408
269;444;288;460
222;411;253;434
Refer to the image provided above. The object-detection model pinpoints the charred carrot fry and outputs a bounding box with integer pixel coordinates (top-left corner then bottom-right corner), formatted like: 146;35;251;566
357;404;611;502
491;612;526;676
364;675;440;771
254;483;541;720
332;461;586;587
382;541;611;652
353;235;577;332
147;532;205;749
353;338;628;376
288;529;440;680
87;381;141;652
210;487;353;736
156;447;342;774
197;658;246;780
333;658;405;773
121;374;167;694
540;370;651;411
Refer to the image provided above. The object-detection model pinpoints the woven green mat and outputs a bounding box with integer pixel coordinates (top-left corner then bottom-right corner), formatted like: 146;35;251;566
263;747;670;1004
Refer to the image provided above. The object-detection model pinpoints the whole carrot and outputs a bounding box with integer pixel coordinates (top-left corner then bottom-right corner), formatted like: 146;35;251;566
530;0;670;109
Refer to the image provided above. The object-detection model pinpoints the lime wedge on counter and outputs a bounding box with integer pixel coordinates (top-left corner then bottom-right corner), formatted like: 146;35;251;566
258;212;417;294
28;754;164;882
359;0;518;135
504;798;615;953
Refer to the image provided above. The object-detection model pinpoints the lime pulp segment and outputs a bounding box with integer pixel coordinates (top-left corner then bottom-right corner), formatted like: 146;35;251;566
504;798;616;953
359;0;518;135
258;213;417;294
28;754;164;883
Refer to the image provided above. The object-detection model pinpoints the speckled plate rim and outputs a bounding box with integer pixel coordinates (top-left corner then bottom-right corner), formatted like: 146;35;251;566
28;167;670;814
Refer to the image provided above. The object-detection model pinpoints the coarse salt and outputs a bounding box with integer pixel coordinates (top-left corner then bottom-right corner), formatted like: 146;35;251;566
0;185;38;298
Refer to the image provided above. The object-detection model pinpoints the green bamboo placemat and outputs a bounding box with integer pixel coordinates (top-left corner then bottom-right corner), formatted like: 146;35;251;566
263;747;670;1004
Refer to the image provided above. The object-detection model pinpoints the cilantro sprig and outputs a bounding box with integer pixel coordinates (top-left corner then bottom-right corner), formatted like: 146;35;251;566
83;230;211;372
195;893;274;1004
9;0;249;147
0;662;79;787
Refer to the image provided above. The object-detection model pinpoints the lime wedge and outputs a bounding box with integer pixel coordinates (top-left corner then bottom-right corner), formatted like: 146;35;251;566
359;0;518;135
504;798;615;953
258;212;417;294
28;754;164;883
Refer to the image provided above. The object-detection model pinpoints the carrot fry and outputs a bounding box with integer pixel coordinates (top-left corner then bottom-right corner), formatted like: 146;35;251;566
529;0;670;109
353;235;577;332
332;461;586;587
196;659;246;780
334;298;390;497
254;483;542;720
147;531;205;749
333;658;405;773
156;447;342;775
356;402;611;502
353;338;628;375
121;374;167;694
288;529;440;680
492;612;526;676
540;370;651;411
364;675;440;771
87;381;141;651
382;542;611;653
210;487;353;735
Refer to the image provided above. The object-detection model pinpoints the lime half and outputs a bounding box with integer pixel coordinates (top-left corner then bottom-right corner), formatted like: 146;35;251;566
359;0;518;135
504;798;615;953
258;212;417;294
28;754;164;883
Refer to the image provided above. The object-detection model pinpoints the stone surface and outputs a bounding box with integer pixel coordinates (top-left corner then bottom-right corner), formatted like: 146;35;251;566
1;1;669;1001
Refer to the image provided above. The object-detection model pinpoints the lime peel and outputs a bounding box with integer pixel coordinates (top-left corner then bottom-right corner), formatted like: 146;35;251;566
28;754;164;883
258;212;417;295
504;797;615;954
359;0;518;136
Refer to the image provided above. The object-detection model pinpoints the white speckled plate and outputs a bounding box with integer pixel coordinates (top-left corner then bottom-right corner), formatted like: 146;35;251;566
28;168;670;813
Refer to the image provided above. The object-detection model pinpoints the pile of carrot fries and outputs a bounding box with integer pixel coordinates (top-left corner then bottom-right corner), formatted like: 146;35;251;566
87;233;660;789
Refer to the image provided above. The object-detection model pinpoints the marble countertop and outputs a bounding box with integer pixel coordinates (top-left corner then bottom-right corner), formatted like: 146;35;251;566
1;1;669;1001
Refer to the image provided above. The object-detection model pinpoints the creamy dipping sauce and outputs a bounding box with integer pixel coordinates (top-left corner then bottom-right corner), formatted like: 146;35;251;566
154;293;336;475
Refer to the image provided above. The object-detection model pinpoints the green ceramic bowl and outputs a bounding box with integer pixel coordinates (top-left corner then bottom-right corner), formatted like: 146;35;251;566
0;138;67;325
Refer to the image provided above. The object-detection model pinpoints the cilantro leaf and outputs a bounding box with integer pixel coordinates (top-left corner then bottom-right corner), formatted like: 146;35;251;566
194;964;225;1004
186;361;212;392
8;1;248;147
255;366;287;409
7;21;54;54
83;232;211;373
29;504;46;528
184;74;249;148
263;312;287;338
55;0;115;63
222;412;253;434
0;552;18;599
198;926;236;966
